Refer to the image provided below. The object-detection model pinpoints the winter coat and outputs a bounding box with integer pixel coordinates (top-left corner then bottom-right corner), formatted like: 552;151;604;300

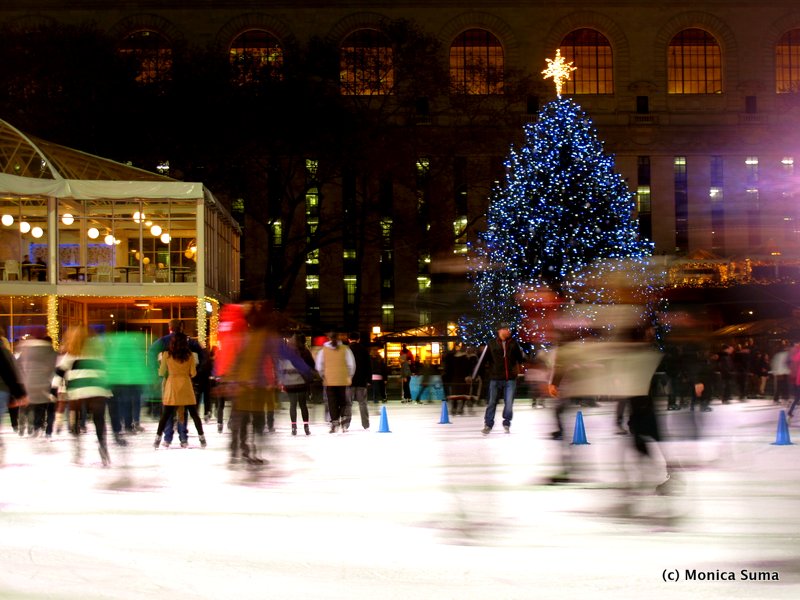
159;355;197;406
106;331;153;386
16;339;57;404
52;349;112;402
279;343;316;392
0;345;26;400
483;337;526;381
348;342;372;387
315;341;355;387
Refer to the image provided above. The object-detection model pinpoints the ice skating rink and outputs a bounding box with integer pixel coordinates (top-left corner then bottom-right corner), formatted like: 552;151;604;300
1;400;799;599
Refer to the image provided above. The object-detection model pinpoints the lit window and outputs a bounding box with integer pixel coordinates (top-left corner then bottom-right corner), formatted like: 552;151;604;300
340;29;393;96
306;219;319;264
344;277;357;305
119;30;172;85
306;188;319;217
416;157;430;177
674;156;688;252
271;220;282;246
636;187;651;213
453;216;468;253
560;29;614;94
668;29;722;94
776;29;800;93
745;156;759;192
382;304;395;328
229;29;283;85
449;29;504;95
305;275;319;290
380;218;393;247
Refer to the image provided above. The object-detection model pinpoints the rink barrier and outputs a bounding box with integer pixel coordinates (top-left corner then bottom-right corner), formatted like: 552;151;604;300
772;410;793;446
378;406;391;433
438;400;452;424
571;410;590;445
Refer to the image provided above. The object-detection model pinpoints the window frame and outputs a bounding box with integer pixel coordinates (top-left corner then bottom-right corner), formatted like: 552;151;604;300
340;29;394;96
776;29;800;93
449;28;505;95
229;29;284;85
667;28;722;95
118;29;172;85
559;28;614;95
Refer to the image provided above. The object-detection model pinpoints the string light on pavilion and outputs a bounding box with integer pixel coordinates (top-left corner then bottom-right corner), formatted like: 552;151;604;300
542;48;576;97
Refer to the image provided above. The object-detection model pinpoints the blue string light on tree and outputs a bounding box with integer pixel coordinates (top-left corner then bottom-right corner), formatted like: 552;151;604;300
460;52;656;347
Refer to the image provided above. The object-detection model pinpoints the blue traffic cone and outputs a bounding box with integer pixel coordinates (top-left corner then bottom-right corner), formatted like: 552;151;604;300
571;410;590;445
772;410;793;446
377;405;391;433
439;400;452;424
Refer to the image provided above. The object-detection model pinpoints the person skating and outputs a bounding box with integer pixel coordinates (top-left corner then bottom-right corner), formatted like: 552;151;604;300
479;323;526;434
153;331;207;449
315;331;355;433
51;325;112;466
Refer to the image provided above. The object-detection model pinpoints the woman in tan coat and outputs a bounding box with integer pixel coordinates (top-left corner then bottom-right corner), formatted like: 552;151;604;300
154;331;207;449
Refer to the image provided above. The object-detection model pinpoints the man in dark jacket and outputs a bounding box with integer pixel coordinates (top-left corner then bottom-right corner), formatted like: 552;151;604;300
347;332;373;430
481;323;526;434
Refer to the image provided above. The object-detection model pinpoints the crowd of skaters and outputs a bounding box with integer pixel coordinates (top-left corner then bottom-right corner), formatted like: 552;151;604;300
658;337;800;415
0;303;492;468
4;309;800;474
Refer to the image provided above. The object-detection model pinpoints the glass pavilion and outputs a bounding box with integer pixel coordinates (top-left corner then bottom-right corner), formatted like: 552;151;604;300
0;119;240;349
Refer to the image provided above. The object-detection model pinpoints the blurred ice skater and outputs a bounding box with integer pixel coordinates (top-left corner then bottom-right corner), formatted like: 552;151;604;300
51;326;111;466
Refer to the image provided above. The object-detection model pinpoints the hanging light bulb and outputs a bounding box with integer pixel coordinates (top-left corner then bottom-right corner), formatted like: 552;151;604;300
150;224;162;237
133;211;146;223
61;213;75;225
20;221;31;234
88;227;100;239
31;226;44;238
1;214;13;226
104;234;115;246
160;232;171;244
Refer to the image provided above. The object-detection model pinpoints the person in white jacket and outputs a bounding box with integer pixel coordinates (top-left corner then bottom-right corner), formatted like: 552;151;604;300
315;331;355;433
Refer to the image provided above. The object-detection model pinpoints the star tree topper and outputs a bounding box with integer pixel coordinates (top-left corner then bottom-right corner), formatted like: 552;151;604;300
542;49;577;97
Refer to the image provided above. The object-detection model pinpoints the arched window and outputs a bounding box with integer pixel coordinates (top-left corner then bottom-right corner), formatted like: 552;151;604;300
668;28;722;94
776;29;800;93
559;29;613;94
119;30;172;85
229;29;283;85
340;29;393;96
450;29;504;95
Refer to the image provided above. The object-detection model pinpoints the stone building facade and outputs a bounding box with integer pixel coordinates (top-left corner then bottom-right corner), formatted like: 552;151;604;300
3;1;800;331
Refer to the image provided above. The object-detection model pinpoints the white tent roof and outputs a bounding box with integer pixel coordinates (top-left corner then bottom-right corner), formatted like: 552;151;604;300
0;118;205;200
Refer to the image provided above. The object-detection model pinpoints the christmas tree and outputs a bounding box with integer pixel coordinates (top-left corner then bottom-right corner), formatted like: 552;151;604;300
461;53;652;346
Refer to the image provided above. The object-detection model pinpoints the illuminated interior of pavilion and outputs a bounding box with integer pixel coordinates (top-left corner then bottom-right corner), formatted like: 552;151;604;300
0;119;240;349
